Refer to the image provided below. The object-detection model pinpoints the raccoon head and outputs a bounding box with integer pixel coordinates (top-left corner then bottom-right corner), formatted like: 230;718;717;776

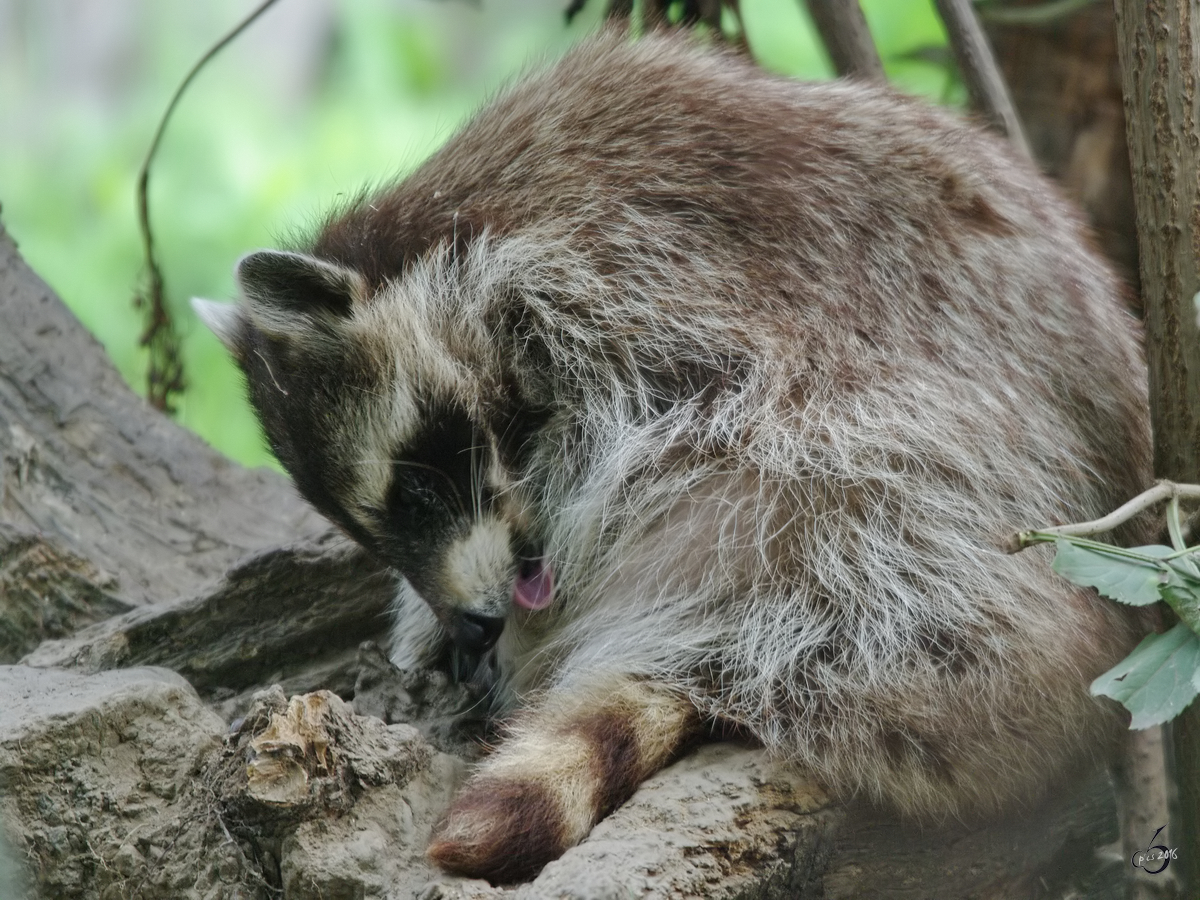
193;249;554;655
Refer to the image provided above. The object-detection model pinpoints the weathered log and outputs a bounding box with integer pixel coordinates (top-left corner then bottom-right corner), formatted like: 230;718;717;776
2;216;397;706
22;537;395;706
0;220;327;609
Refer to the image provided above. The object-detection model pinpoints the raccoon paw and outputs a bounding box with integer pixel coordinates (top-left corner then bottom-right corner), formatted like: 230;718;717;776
427;776;573;883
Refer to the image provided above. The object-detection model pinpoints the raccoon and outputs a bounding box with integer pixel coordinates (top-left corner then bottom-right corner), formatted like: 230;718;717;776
195;28;1151;883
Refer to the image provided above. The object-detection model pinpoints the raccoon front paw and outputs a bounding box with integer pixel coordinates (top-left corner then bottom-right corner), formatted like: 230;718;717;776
427;777;573;883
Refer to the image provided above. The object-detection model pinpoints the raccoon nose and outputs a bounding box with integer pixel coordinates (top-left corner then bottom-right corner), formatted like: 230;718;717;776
450;611;506;652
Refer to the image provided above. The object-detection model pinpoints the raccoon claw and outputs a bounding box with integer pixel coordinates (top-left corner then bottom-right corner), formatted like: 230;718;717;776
427;777;571;883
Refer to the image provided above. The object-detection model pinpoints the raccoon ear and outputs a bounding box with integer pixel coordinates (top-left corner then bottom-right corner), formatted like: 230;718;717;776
191;297;245;355
235;250;367;338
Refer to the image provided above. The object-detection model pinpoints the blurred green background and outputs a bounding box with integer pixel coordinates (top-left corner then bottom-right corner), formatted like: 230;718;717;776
0;0;955;471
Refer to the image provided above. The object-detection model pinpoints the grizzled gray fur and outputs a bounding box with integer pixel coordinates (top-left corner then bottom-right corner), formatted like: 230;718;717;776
196;28;1152;883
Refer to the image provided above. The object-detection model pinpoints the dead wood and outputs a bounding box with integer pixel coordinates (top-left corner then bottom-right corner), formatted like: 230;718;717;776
0;221;328;609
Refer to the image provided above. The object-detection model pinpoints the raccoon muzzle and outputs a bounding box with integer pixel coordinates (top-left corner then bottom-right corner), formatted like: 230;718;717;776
447;610;506;653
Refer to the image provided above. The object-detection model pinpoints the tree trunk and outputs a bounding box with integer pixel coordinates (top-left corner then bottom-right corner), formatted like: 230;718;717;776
0;222;328;613
1112;0;1200;895
0;217;396;700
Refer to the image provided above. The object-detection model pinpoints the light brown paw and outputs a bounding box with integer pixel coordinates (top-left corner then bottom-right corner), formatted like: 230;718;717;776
427;777;570;883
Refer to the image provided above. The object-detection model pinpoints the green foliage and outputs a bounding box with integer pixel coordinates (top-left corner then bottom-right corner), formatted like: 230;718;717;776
1046;536;1200;728
1;0;952;470
744;0;959;100
1090;624;1200;729
1052;540;1182;606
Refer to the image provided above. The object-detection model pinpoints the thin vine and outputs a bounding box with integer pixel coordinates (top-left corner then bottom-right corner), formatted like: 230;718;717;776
134;0;282;413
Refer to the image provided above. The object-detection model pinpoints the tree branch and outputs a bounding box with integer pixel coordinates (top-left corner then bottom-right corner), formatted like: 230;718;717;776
1010;481;1200;549
933;0;1032;158
801;0;885;80
134;0;282;412
1113;0;1200;891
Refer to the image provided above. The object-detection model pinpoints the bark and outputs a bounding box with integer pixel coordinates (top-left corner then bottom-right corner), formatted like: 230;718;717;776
1112;0;1200;895
1116;727;1178;900
0;222;328;609
0;216;395;706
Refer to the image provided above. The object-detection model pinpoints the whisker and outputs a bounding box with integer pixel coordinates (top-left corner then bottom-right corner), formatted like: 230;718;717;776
469;429;484;520
253;349;288;395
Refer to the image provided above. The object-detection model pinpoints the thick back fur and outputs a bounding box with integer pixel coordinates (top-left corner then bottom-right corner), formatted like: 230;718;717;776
203;29;1152;881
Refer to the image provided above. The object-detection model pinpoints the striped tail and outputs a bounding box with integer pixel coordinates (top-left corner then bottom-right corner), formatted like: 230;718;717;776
427;677;699;882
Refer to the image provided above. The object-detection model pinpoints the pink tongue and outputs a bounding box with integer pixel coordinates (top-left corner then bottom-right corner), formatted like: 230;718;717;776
513;558;554;611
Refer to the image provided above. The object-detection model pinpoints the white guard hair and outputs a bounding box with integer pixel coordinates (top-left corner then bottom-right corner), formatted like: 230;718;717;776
190;296;242;353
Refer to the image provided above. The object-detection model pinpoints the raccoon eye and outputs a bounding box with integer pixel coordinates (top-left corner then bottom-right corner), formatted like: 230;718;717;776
387;463;465;521
389;466;438;504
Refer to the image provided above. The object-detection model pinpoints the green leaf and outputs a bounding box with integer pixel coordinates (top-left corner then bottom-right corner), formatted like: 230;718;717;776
1052;540;1175;606
1091;623;1200;729
1157;570;1200;637
1158;582;1200;615
1166;551;1200;579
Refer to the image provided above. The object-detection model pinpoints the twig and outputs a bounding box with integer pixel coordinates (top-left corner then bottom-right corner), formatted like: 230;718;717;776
134;0;282;412
1011;481;1200;549
1168;495;1188;551
801;0;885;81
933;0;1032;159
1014;487;1200;636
